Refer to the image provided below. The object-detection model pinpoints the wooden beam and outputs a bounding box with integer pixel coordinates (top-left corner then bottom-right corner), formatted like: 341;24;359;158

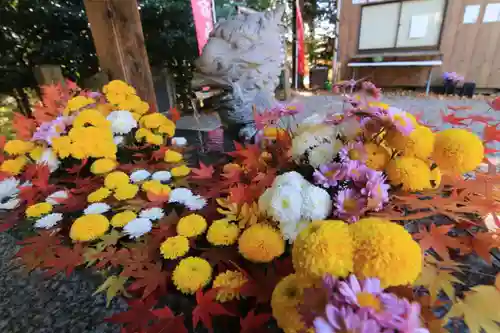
83;0;157;111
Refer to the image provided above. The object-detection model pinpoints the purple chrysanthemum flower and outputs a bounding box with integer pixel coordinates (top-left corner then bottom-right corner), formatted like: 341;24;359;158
339;142;367;163
314;305;381;333
359;170;390;211
337;274;382;306
385;107;415;136
335;188;366;222
32;116;73;144
314;162;349;188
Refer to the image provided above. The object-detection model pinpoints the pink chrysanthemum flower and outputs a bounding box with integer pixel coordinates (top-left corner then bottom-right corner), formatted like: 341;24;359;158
335;189;365;222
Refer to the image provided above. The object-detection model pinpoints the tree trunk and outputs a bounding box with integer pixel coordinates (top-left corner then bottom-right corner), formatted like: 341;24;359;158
13;88;31;116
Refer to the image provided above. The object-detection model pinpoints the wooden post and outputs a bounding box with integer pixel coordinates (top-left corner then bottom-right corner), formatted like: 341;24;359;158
83;0;158;111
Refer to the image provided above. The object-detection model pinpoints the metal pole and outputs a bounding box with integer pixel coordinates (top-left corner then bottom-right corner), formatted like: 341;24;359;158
292;0;298;89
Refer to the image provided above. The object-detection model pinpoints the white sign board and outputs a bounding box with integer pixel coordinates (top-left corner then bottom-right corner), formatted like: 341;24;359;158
483;3;500;22
463;5;481;24
409;15;429;39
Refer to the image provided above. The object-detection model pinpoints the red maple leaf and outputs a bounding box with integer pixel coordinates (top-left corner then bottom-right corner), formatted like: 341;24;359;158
413;225;468;260
472;231;500;263
93;246;119;269
66;158;88;174
106;297;158;333
240;309;271;333
485;147;500;155
193;289;234;333
148;313;187;333
169;107;181;123
440;110;466;126
483;124;500;142
43;243;85;277
200;247;240;271
228;143;262;170
227;184;248;205
126;262;169;299
16;231;61;259
28;164;51;192
12;113;37;140
462;115;495;124
191;162;215;180
447;105;472;111
151;146;168;161
487;96;500;111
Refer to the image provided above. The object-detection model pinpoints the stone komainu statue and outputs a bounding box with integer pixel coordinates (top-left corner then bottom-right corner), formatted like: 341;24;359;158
192;5;286;142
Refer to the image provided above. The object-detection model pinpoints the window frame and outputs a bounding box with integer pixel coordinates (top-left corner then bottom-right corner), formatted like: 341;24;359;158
356;0;449;54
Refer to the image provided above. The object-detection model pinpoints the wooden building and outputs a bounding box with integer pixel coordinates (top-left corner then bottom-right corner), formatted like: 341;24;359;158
338;0;500;90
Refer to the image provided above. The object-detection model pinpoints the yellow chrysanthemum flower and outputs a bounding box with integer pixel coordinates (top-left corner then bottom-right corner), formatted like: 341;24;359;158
90;158;117;174
103;80;136;96
117;94;142;111
96;103;115;116
386;156;431;191
238;224;285;263
87;187;112;203
368;101;389;110
386;125;435;160
212;270;247;302
73;109;111;128
292;220;353;280
349;217;422;288
141;180;169;195
110;210;137;228
29;146;45;161
70;214;110;242
26;202;53;218
1;156;28;175
271;274;314;333
135;128;151;142
160;235;189;259
164;150;183;163
158;122;175;137
4;140;34;155
65;96;95;114
51;136;73;158
206;220;239;246
364;143;390;171
140;113;169;129
171;165;191;177
432;128;484;175
104;171;130;189
177;214;207;237
430;166;442;189
145;133;164;146
172;257;212;294
263;127;286;140
106;92;127;106
113;183;139;200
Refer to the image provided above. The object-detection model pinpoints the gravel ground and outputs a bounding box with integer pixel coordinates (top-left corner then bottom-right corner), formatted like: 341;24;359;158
0;232;126;333
0;94;498;332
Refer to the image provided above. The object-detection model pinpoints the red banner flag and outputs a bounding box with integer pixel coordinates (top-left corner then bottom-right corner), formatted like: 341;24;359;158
191;0;215;55
296;2;305;75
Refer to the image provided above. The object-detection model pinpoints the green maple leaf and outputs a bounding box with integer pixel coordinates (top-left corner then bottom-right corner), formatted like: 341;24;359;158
93;275;131;307
415;256;463;302
83;247;101;267
96;230;122;252
445;285;500;333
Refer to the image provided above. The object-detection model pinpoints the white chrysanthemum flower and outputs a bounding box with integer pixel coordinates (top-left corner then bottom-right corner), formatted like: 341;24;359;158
38;148;60;172
267;185;303;226
184;195;207;210
123;218;152;238
280;219;311;243
339;117;361;140
273;171;306;190
107;110;138;134
300;184;332;221
258;188;273;213
113;136;125;145
0;198;20;210
151;171;171;182
139;207;164;220
290;124;339;162
34;213;63;229
21;181;32;187
168;188;194;204
0;177;19;197
130;169;151;183
46;190;69;205
171;137;187;147
84;203;111;215
308;140;342;168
